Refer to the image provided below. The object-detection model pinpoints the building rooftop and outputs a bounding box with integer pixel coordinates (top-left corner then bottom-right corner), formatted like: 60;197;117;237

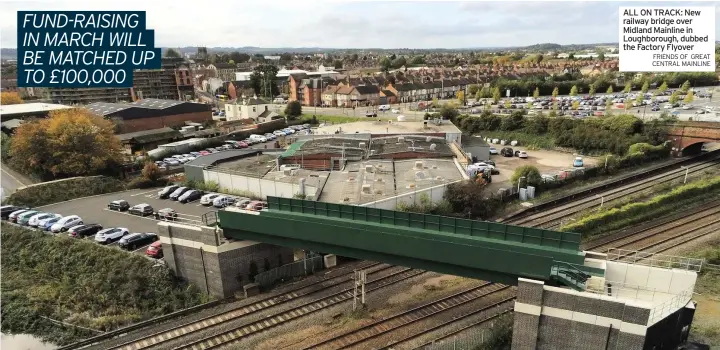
369;135;452;158
86;99;204;116
212;154;278;178
185;149;265;168
281;136;370;158
0;102;72;117
313;120;462;136
319;158;464;205
117;127;182;144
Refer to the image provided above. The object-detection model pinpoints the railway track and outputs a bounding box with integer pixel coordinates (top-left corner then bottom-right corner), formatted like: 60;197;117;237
584;202;720;252
298;283;511;350
174;268;427;350
504;157;720;228
408;308;513;350
103;261;387;350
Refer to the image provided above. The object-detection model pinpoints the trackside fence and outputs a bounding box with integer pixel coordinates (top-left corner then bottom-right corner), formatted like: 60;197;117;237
254;255;325;289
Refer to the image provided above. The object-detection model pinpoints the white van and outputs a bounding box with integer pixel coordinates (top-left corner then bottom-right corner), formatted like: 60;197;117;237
249;134;267;143
378;105;390;111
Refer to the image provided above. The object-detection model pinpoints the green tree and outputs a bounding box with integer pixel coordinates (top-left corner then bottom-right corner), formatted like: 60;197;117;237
533;87;540;98
684;90;694;104
492;87;501;104
504;99;511;109
589;84;596;96
635;94;643;106
623;82;632;93
457;90;465;104
468;84;480;96
439;106;459;121
606;85;614;94
624;98;632;110
379;57;391;69
164;48;182;58
511;165;542;187
552;87;559;99
474;89;483;101
641;80;649;93
409;56;425;65
333;60;343;69
391;56;407;69
1;132;11;160
669;91;680;105
284;101;302;119
569;85;578;97
658;81;669;93
680;80;691;93
444;180;497;219
571;100;580;110
249;64;280;98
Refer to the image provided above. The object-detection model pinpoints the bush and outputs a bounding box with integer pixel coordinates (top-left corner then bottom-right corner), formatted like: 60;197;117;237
142;162;162;181
396;193;452;216
444;180;500;219
0;223;207;345
5;176;125;207
562;177;720;236
511;165;542;187
127;177;168;189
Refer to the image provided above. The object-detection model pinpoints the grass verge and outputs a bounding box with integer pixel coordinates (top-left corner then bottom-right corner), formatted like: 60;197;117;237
684;237;720;348
0;223;208;346
471;130;556;150
4;176;126;207
560;176;720;237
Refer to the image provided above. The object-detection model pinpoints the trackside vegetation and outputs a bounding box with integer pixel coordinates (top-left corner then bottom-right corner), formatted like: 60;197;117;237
0;223;207;345
560;177;720;237
4;176;126;207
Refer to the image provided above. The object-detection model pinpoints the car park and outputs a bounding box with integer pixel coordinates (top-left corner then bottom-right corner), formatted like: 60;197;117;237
200;193;222;206
155;208;178;220
1;205;27;220
169;187;189;201
28;212;57;227
146;241;163;258
158;185;179;199
68;224;103;238
119;232;158;250
17;211;41;225
108;199;130;211
51;215;83;233
213;196;236;208
95;227;129;244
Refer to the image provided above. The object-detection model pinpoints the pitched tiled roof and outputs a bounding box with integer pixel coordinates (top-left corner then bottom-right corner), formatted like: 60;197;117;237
354;85;380;95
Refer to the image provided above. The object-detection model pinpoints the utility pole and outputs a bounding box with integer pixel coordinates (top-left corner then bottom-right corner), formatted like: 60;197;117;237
352;269;367;311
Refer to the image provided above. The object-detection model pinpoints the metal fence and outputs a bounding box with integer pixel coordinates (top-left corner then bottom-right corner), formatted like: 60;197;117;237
254;255;325;288
416;315;513;350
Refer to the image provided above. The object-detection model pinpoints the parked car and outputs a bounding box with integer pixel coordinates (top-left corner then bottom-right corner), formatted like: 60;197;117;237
213;196;236;208
8;209;31;222
51;215;83;233
1;205;26;220
489;147;499;155
42;216;63;231
146;241;163;258
169;187;189;200
129;203;154;216
119;232;158;250
249;134;268;143
245;201;268;211
518;151;528;159
365;112;378;118
179;189;203;203
108;199;130;211
17;210;41;225
190;152;201;157
198;150;210;156
158;185;179;199
573;157;584;167
264;133;277;140
69;224;103;238
500;147;514;157
391;108;400;113
155;208;178;220
163;158;181;166
200;193;222;206
95;227;129;244
28;212;57;227
273;130;286;136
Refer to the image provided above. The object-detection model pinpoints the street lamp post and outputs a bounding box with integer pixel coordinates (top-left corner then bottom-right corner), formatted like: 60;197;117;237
517;176;526;194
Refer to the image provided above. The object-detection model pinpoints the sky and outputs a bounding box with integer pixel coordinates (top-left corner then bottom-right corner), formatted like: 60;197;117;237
1;0;719;49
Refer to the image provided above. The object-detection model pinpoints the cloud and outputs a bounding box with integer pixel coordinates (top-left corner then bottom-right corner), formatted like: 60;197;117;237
2;0;719;49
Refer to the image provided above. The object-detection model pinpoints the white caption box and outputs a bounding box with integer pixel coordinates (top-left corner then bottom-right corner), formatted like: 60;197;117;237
619;6;715;72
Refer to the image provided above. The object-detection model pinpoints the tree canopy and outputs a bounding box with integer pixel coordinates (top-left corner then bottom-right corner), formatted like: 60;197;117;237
164;48;182;58
9;108;122;177
284;101;302;119
249;64;280;98
0;92;23;105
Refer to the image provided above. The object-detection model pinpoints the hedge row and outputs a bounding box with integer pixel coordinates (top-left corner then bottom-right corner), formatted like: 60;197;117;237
561;177;720;236
1;223;207;345
5;176;126;207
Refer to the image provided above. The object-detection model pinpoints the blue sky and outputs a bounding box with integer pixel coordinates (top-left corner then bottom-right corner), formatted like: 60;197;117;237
2;1;719;49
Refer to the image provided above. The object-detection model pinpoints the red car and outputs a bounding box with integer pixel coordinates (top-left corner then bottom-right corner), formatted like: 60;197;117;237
236;141;249;148
146;241;163;258
198;150;210;156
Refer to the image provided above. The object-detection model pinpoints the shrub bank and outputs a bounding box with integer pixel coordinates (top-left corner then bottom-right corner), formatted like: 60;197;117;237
4;176;125;207
561;177;720;236
0;223;207;345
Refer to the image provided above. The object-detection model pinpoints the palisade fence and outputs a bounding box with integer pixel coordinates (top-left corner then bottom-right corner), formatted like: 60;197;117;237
255;255;325;289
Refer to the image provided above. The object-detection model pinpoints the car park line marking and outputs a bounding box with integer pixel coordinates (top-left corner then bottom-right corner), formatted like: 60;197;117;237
132;189;159;197
103;208;205;226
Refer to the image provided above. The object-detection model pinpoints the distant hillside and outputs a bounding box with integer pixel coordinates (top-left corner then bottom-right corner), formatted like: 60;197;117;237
1;48;17;59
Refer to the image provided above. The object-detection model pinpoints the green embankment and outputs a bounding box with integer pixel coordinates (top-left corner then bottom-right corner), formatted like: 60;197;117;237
685;240;720;348
0;224;207;345
561;177;720;237
4;176;126;207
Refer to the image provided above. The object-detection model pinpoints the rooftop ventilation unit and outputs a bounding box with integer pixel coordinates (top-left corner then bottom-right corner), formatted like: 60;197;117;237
415;161;424;169
347;176;356;182
415;171;426;179
435;176;444;181
365;165;374;173
376;178;383;182
398;136;405;143
283;169;292;176
408;183;416;189
362;184;372;194
359;142;366;148
429;143;437;150
370;150;377;156
426;136;432;142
